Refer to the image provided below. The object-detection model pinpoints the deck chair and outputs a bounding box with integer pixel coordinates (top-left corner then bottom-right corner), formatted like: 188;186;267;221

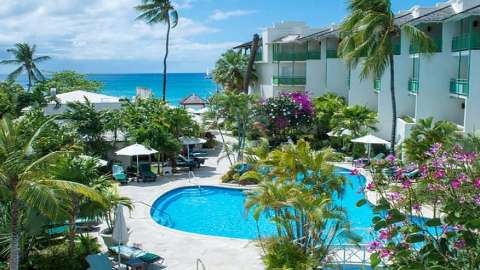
108;245;165;266
112;165;128;184
139;164;157;182
86;253;116;270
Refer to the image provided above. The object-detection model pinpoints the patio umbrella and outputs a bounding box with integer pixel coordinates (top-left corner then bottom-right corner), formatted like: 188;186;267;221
112;205;128;267
351;134;390;160
115;143;158;178
79;155;108;167
327;129;352;137
180;137;207;158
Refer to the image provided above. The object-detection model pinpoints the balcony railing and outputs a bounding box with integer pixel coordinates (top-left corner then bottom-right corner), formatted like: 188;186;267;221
273;52;307;61
326;49;338;58
307;50;321;60
393;42;401;55
374;79;381;92
452;32;480;52
273;76;306;85
450;79;469;96
408;79;419;94
410;37;442;54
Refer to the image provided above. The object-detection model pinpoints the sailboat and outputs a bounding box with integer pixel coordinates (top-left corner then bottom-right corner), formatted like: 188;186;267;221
205;68;212;79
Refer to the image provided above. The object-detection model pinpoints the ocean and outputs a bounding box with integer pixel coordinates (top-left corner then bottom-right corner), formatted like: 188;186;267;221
0;73;219;105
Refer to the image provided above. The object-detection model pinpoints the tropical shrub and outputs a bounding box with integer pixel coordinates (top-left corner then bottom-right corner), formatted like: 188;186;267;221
365;143;480;269
43;71;102;93
212;50;255;92
403;117;460;162
255;92;314;146
262;238;313;270
312;93;347;145
246;140;359;267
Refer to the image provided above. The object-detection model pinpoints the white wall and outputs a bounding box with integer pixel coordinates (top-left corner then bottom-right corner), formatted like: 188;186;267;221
44;102;122;116
306;60;323;95
464;51;480;133
348;63;378;111
325;59;348;99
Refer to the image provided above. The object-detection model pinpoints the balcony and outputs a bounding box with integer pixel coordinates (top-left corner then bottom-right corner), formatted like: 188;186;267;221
326;49;338;58
452;33;480;52
408;79;419;94
307;50;321;60
450;79;469;97
409;37;442;54
374;79;381;92
273;52;307;62
273;76;306;86
393;42;401;55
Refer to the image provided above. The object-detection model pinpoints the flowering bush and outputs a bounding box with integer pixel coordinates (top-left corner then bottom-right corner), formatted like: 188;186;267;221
256;92;314;144
363;143;480;269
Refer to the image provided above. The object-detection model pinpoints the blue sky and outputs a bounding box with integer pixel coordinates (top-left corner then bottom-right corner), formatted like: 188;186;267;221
0;0;440;74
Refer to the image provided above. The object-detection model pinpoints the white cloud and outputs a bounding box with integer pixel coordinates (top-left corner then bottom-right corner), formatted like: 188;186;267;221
209;9;256;21
0;0;239;71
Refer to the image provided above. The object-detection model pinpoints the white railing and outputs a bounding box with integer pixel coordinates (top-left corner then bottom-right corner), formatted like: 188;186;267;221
329;244;371;266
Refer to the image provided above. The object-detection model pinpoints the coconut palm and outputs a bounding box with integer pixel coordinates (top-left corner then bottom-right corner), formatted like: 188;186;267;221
135;0;178;102
0;43;50;91
0;117;104;270
338;0;436;154
212;50;256;92
330;105;378;138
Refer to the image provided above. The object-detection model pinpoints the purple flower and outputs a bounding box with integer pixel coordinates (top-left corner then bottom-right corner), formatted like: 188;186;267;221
454;239;466;249
379;229;391;240
401;179;413;189
427;143;442;156
419;165;428;178
350;168;360;176
474;195;480;206
368;241;383;252
434;169;446;179
366;182;375;191
380;248;393;258
451;179;461;189
412;203;421;212
387;192;402;203
473;178;480;189
386;155;396;162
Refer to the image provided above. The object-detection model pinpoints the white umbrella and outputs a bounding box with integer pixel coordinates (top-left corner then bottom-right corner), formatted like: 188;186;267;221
79;155;108;167
327;129;352;137
113;205;128;267
115;143;158;178
180;137;207;158
351;134;390;160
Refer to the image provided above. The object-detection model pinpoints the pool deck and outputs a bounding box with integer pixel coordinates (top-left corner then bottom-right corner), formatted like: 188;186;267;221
113;146;265;270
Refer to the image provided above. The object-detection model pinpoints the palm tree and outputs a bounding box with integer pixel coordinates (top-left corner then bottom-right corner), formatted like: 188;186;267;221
0;43;51;91
212;50;255;92
135;0;178;102
0;117;104;270
338;0;435;155
330;105;378;138
50;155;107;257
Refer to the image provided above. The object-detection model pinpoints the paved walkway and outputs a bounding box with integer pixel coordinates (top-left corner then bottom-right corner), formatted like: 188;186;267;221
115;147;265;270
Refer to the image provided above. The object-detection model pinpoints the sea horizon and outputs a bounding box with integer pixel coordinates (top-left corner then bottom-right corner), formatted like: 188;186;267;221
0;72;219;105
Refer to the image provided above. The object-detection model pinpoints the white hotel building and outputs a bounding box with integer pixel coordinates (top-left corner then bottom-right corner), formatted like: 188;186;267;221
235;0;480;144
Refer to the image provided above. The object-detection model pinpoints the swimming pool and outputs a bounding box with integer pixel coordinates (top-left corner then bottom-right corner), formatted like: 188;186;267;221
150;168;375;240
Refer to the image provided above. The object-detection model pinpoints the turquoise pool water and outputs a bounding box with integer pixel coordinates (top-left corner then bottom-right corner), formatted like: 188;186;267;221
150;168;373;240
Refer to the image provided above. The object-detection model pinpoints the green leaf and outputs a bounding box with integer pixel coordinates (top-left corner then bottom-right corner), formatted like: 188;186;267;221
374;220;387;231
370;252;380;268
356;199;367;207
406;234;425;243
425;218;442;227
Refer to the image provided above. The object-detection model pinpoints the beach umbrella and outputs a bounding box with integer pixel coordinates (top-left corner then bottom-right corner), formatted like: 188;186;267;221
327;129;352;137
115;143;158;178
351;134;390;160
79;155;108;167
113;205;128;267
180;137;207;158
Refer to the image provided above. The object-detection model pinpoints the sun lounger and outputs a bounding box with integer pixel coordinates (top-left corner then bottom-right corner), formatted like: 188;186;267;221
112;165;128;184
86;253;116;270
139;164;157;182
108;245;165;266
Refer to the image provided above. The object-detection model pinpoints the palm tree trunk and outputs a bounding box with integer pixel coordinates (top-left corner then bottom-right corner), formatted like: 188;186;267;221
27;69;32;92
389;54;397;155
243;34;260;94
162;18;171;102
9;195;20;270
68;195;78;257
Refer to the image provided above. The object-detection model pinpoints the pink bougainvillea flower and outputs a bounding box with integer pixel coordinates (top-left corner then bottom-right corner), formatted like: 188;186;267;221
386;155;396;162
412;203;421;212
379;229;391;240
380;248;393;258
433;169;446;179
350;168;360;176
366;182;375;191
451;179;461;189
473;195;480;206
401;179;413;189
367;241;383;252
426;143;442;156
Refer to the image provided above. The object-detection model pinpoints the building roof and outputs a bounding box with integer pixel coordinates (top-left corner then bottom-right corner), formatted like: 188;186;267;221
180;93;207;106
298;27;338;41
270;34;302;44
233;37;263;49
50;90;120;104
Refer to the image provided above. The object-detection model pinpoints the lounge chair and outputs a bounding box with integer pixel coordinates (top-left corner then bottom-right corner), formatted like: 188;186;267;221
372;153;386;161
191;150;208;157
86;253;116;270
108;245;165;267
139;164;157;182
177;155;197;170
112;165;128;184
